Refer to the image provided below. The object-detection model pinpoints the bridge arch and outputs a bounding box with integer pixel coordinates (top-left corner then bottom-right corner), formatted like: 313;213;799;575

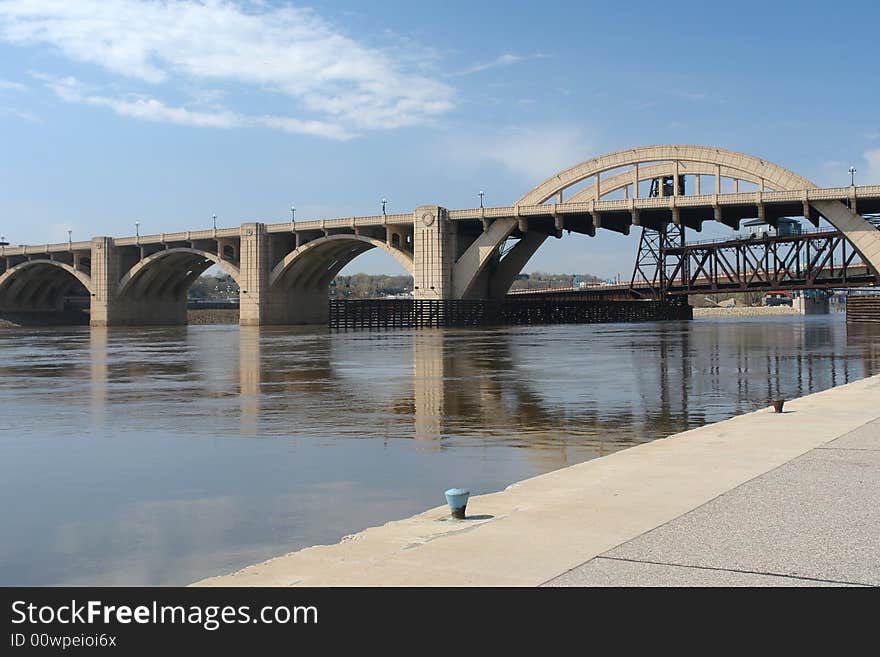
0;260;93;312
454;144;880;299
117;247;242;300
516;144;813;204
269;234;414;290
567;161;775;202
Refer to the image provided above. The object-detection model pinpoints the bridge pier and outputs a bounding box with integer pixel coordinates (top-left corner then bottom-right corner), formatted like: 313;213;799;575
239;222;352;326
238;223;266;326
89;237;119;327
89;236;189;326
412;205;457;300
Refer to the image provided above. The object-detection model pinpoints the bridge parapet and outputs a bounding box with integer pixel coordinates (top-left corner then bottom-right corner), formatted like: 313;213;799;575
0;240;93;256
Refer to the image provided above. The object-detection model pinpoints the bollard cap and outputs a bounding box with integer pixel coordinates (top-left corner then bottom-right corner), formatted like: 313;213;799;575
445;488;469;497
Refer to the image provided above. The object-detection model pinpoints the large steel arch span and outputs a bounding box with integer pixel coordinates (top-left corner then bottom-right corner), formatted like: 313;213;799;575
454;145;880;299
269;234;414;289
117;247;242;299
0;260;93;310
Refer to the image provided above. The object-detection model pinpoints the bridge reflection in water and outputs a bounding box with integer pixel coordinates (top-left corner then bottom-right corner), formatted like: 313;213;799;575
0;318;878;585
229;320;877;463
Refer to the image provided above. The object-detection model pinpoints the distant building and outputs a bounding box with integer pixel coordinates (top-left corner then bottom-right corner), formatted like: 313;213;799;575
764;291;793;307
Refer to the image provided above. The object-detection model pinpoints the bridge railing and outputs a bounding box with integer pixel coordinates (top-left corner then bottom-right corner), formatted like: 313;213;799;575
5;185;880;254
0;240;93;256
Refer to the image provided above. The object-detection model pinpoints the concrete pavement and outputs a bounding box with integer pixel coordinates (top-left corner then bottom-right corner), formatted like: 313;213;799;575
546;418;880;586
194;374;880;587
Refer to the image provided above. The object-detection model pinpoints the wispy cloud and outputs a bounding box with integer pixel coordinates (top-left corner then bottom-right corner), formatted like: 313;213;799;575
39;74;351;139
0;0;454;138
0;105;39;122
450;52;545;77
444;124;593;183
0;78;26;92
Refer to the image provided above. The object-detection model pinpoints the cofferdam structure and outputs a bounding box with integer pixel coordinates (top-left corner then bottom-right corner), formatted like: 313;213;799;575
2;145;879;326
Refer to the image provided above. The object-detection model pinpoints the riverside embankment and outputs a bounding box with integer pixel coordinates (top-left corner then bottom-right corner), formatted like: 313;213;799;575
195;373;880;587
693;306;800;318
0;305;805;327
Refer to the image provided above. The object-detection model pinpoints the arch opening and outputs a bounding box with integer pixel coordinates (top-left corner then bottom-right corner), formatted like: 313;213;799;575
264;233;414;324
114;247;242;326
0;260;92;324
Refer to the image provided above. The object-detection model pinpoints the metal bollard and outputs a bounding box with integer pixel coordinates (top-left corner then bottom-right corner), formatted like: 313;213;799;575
772;399;785;413
444;488;470;519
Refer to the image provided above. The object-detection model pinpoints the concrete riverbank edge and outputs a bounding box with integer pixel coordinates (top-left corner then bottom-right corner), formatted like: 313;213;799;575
194;374;880;587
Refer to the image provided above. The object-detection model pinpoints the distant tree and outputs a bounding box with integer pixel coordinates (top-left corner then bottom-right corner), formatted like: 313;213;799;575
187;272;239;300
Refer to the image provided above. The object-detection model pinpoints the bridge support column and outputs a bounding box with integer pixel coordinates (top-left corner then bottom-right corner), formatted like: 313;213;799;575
89;236;120;327
238;222;267;326
239;222;327;325
413;205;457;299
89;236;190;326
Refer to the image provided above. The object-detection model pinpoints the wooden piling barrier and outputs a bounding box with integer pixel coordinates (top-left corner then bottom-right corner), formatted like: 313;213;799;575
328;298;692;330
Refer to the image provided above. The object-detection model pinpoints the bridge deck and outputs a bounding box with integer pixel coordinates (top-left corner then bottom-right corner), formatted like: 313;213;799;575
3;185;880;257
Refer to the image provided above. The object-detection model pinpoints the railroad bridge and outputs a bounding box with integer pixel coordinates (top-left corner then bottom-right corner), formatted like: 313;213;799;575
2;145;879;326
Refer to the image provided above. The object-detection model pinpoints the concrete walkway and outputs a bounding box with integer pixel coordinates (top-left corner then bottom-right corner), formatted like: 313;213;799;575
195;374;880;587
545;417;880;586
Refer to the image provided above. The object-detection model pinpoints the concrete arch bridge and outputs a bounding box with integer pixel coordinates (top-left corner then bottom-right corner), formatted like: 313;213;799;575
2;145;879;326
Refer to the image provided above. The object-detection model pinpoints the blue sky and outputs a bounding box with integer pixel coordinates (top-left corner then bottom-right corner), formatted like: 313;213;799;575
1;0;878;277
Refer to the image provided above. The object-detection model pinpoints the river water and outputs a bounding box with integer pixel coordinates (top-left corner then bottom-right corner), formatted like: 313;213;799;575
1;315;878;585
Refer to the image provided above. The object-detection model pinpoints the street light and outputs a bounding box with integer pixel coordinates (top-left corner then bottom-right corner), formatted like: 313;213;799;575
135;221;140;238
212;214;217;230
381;198;387;215
479;190;485;208
67;229;72;246
849;166;857;186
290;205;296;223
0;235;8;246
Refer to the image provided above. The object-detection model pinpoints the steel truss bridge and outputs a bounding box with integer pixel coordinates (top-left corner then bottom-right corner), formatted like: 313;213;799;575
629;222;878;298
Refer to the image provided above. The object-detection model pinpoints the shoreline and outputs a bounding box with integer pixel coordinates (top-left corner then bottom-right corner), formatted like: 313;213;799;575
692;306;801;318
194;372;880;587
1;306;813;328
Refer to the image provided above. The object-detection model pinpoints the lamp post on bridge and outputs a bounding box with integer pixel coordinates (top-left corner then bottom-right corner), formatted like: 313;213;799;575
849;166;857;186
479;190;484;208
290;205;296;223
381;198;387;216
135;221;140;239
0;235;8;247
212;214;217;230
67;229;72;247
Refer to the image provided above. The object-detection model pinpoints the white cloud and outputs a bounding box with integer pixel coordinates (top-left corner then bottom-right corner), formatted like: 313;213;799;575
0;105;39;122
39;73;351;139
0;78;26;91
43;74;238;126
447;125;593;183
451;52;545;77
864;149;880;184
254;114;351;140
0;0;454;137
